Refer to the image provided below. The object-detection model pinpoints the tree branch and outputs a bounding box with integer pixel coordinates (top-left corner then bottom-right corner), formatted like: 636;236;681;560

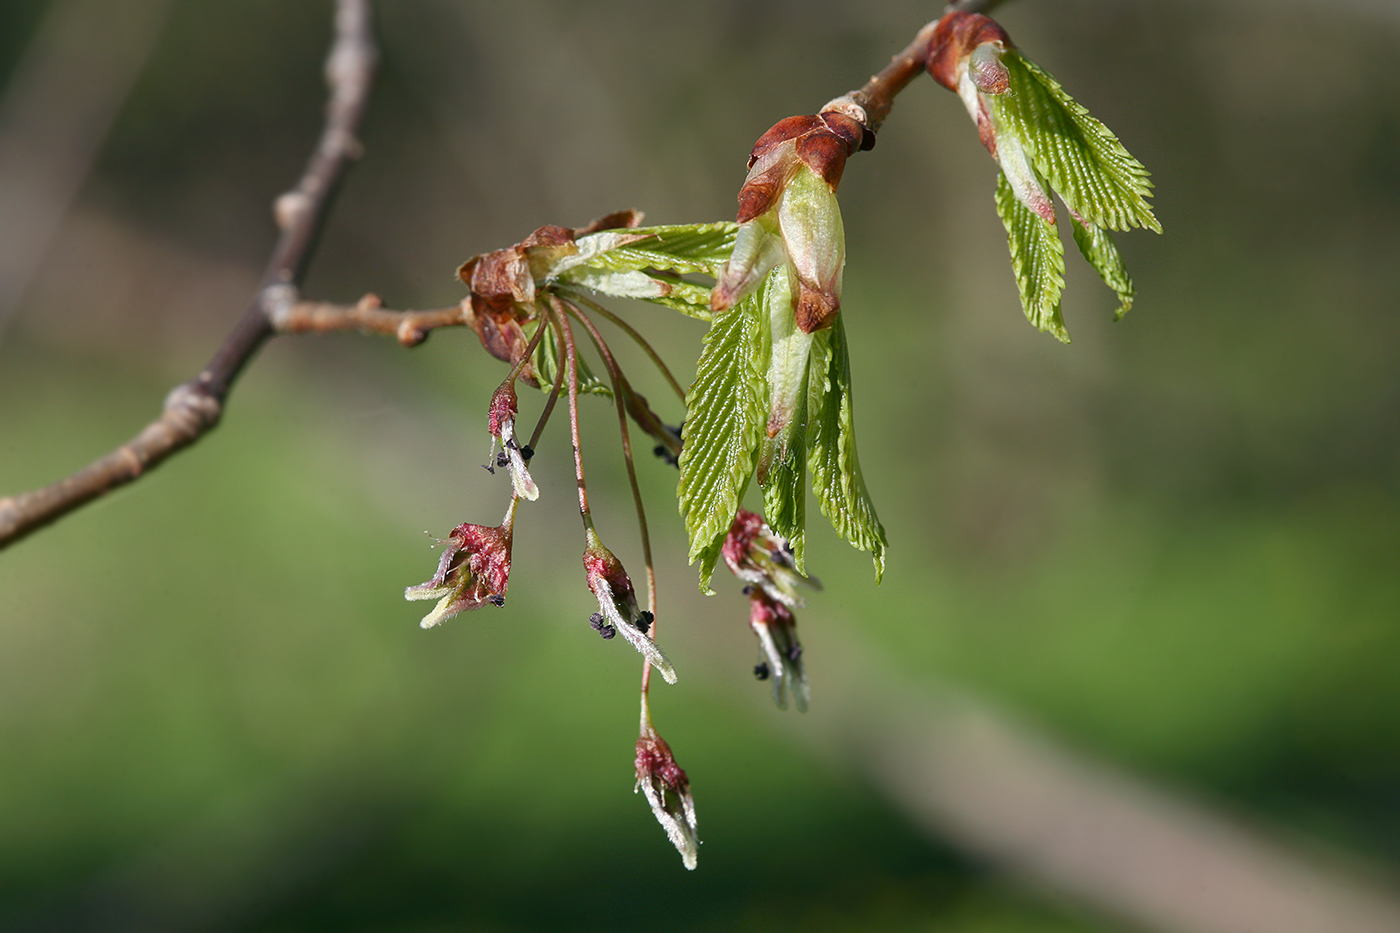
0;0;378;550
270;295;465;347
0;0;1015;550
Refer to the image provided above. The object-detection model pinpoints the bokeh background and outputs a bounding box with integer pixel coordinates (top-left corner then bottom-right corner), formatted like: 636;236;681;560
2;0;1399;929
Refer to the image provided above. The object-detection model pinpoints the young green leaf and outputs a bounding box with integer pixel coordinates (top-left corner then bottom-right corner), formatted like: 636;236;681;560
760;448;806;570
601;223;738;277
996;53;1160;234
678;280;767;593
996;171;1068;342
758;268;814;569
560;223;737;319
558;270;714;320
808;319;886;581
1069;214;1134;320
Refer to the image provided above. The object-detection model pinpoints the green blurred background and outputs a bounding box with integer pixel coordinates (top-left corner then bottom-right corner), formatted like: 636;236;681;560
2;0;1398;929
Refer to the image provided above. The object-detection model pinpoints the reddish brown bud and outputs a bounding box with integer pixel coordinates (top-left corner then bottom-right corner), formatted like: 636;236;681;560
716;112;855;325
746;115;826;169
795;280;840;334
926;12;1013;92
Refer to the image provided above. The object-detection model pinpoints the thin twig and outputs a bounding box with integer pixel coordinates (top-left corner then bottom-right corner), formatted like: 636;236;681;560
562;288;687;403
272;295;463;347
553;298;592;528
527;320;569;455
0;0;378;550
564;303;660;694
832;0;1007;136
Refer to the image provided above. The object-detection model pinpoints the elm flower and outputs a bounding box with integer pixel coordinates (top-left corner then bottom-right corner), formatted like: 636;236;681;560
404;502;515;628
635;707;699;870
749;589;808;713
485;381;538;501
722;509;820;609
711;110;869;334
582;529;677;684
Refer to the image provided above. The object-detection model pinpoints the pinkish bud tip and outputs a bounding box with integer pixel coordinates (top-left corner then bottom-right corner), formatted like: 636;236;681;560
583;535;678;683
635;724;699;869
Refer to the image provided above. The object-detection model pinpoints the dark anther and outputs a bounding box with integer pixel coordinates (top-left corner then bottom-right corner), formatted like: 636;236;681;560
495;451;510;469
488;594;505;608
787;644;803;662
636;610;654;635
741;584;754;596
588;612;605;632
520;444;534;461
753;662;771;681
600;624;617;640
652;444;679;467
482;462;496;475
504;438;518;451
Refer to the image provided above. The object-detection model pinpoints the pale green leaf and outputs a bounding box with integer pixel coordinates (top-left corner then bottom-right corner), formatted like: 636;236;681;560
677;279;767;593
996;171;1068;342
558;271;714;320
996;53;1160;234
808;319;886;581
760;449;805;571
561;223;736;320
606;223;738;276
568;223;736;277
757;267;813;570
1070;214;1134;320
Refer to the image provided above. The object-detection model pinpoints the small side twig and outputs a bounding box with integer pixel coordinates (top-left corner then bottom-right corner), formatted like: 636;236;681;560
0;0;378;549
272;295;464;347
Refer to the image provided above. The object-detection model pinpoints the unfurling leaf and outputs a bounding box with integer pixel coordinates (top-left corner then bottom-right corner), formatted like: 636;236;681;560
558;223;738;320
1070;214;1134;320
678;280;767;593
807;319;886;581
994;53;1160;234
758;265;815;570
996;171;1068;342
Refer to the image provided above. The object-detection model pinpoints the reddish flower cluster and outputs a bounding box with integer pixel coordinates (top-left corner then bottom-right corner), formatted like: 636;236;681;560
723;509;818;712
404;513;514;629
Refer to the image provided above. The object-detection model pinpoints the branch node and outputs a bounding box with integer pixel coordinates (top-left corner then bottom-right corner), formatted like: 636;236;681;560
162;382;223;438
260;283;301;329
821;96;869;130
397;320;427;347
274;191;312;231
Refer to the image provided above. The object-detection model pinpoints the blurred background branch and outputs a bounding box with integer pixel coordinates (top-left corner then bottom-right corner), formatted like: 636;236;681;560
802;639;1400;933
0;0;377;549
0;0;173;343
